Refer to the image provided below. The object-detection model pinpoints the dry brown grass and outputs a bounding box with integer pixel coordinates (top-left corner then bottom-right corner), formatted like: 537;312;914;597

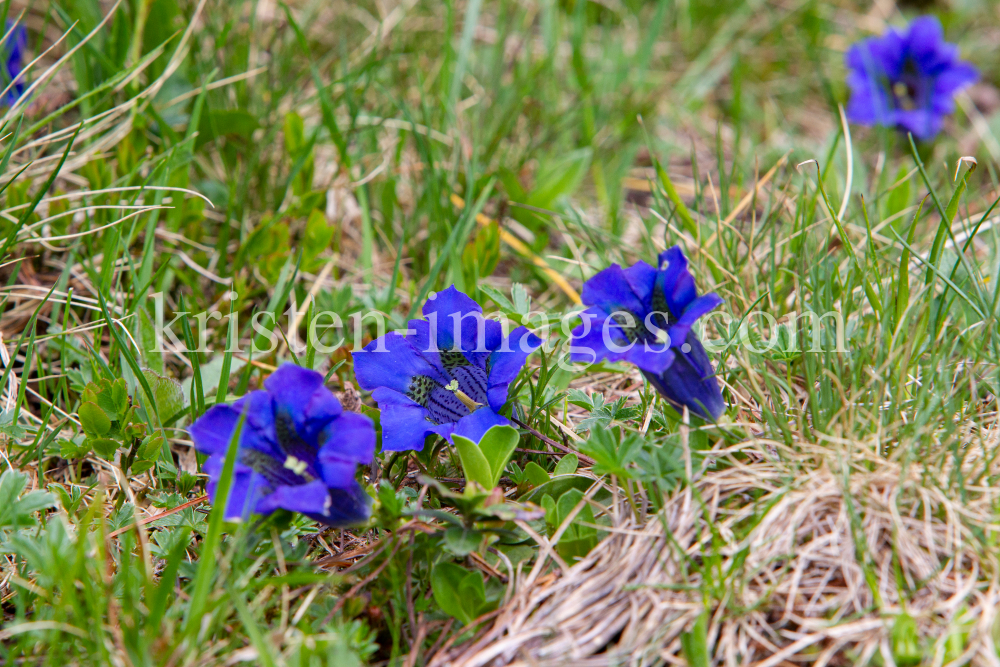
432;434;1000;666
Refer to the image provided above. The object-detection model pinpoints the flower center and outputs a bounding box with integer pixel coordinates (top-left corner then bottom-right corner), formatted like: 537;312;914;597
610;283;679;346
891;59;925;112
236;411;320;489
241;448;314;488
284;455;309;476
406;351;489;425
893;81;917;110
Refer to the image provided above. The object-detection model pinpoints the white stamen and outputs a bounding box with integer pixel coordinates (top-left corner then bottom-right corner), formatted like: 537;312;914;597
284;455;308;476
445;379;459;391
655;328;670;345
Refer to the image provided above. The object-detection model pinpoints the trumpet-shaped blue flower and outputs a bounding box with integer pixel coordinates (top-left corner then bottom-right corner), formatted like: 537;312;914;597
2;21;26;106
569;246;724;420
845;16;977;140
354;286;542;451
190;364;374;526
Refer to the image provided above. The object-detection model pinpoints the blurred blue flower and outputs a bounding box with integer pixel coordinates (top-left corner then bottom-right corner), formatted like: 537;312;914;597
2;21;26;106
190;364;374;526
569;246;724;420
354;286;542;451
845;16;977;140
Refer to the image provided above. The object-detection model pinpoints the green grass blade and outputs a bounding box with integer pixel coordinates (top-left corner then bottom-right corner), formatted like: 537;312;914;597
183;409;246;638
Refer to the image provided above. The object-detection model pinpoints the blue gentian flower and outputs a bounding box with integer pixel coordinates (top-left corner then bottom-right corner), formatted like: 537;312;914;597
1;21;26;106
190;363;374;526
569;246;724;420
845;16;977;140
354;286;542;451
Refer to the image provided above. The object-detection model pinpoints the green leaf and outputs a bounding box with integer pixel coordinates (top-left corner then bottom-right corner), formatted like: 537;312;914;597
79;401;112;436
0;470;54;529
142;369;184;427
510;283;531;316
577;396;641;432
478;425;519;488
681;611;710;667
655;157;698;237
130;460;155;475
111;379;129;418
283;111;306;154
892;613;921;667
443;527;481;557
59;438;90;459
196;109;260;149
524;461;551;487
530;147;592;209
541;494;557;525
479;284;515;312
453;434;494;489
139;434;165;461
885;165;912;226
553;453;579;477
579;425;642;479
180;354;247;403
89;437;120;459
457;569;487;616
303;208;335;270
519;474;595;504
431;562;476;626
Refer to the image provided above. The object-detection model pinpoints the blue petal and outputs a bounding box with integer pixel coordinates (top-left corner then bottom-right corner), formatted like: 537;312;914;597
2;22;25;93
624;342;675;374
354;331;449;395
422;285;492;353
569;309;631;365
623;261;658;309
669;293;724;347
846;82;892;125
404;318;447;374
319;411;376;465
409;316;505;368
581;264;644;315
218;471;370;526
190;392;280;459
644;332;724;420
264;364;342;444
204;455;270;522
431;407;510;444
317;456;358;490
189;404;242;456
237;390;283;458
906;16;945;65
845;34;905;126
485;326;542;410
895;109;941;141
656;246;697;315
934;63;978;99
321;482;372;527
317;412;376;487
256;478;332;516
371;387;436;452
851;29;905;79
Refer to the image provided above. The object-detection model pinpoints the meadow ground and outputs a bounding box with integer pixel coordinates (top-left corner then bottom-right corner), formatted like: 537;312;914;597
2;0;1000;665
